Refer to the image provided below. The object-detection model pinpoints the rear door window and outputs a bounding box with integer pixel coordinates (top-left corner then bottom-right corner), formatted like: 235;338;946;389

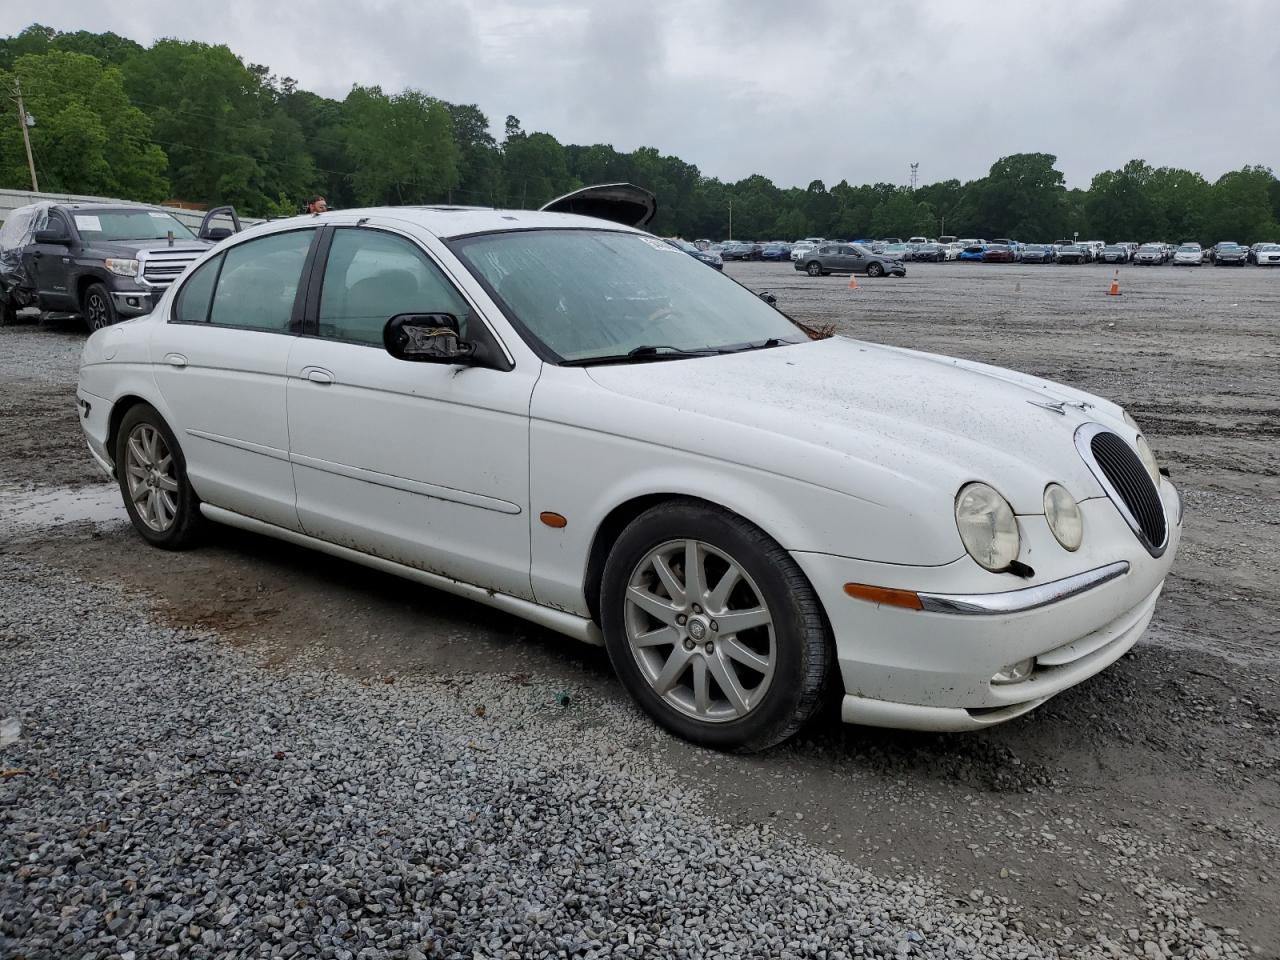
207;230;314;331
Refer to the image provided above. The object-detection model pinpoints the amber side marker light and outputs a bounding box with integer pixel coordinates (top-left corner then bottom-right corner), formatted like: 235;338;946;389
843;582;924;611
540;512;568;528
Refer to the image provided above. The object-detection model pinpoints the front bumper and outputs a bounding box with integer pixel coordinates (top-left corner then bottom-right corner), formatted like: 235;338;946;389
110;290;156;316
793;480;1182;731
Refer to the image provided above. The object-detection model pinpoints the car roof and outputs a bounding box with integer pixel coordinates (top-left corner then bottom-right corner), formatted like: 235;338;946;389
234;206;651;242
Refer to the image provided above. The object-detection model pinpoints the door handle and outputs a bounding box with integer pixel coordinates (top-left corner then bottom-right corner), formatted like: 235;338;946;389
304;367;334;384
164;353;188;368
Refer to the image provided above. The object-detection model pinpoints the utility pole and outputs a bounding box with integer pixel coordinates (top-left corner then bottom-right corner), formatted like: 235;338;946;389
13;78;39;191
728;198;733;240
909;162;919;191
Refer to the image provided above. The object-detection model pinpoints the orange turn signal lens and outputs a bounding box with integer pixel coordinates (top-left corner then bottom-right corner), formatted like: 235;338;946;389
843;582;924;611
539;511;568;528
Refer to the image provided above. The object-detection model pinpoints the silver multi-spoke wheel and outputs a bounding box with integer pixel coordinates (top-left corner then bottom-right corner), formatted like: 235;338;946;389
624;538;775;723
124;423;178;532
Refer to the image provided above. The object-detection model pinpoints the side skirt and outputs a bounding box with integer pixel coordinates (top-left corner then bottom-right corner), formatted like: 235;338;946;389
199;503;604;646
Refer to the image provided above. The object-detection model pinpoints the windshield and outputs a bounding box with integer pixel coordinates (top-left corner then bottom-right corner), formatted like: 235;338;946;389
1178;245;1200;252
451;229;803;363
70;209;197;242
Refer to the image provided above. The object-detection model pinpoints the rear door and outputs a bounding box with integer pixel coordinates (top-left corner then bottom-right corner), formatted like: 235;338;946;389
285;223;537;599
149;227;317;530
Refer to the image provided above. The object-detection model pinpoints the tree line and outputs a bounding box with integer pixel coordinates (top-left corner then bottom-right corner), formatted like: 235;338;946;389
3;24;1279;244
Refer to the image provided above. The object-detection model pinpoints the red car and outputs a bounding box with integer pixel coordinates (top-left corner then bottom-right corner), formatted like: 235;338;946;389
981;244;1016;263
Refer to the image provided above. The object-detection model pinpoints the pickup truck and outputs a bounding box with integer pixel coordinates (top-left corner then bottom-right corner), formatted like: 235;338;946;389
0;201;240;330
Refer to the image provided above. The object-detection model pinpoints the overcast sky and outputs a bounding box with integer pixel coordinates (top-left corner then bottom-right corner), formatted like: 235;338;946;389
5;2;1277;190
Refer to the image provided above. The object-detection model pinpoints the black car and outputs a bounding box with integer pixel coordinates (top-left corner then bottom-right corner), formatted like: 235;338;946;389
1056;244;1089;264
719;242;757;261
1212;242;1247;266
0;202;239;330
794;242;906;278
910;242;945;262
666;238;724;270
1021;244;1055;263
1098;245;1128;264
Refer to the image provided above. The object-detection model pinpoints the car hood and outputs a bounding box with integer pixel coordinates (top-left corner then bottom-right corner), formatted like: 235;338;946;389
87;238;211;256
584;337;1120;516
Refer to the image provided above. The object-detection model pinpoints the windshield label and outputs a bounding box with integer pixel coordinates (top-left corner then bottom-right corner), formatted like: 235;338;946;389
73;215;102;231
641;237;679;252
148;212;171;219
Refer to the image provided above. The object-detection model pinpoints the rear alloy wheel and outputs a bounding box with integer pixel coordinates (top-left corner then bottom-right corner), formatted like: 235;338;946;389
866;262;885;278
601;501;833;752
115;404;204;549
83;282;118;332
806;261;823;277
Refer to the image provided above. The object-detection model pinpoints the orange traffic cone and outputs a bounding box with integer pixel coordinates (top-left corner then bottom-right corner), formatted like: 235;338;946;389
1108;271;1120;296
848;276;858;290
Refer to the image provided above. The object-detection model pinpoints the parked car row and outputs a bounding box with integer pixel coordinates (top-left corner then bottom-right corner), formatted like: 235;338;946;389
679;236;1280;270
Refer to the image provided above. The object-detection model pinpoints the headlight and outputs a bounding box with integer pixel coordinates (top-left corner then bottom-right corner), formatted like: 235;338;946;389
1043;483;1083;551
105;258;139;278
1135;434;1160;486
955;482;1021;572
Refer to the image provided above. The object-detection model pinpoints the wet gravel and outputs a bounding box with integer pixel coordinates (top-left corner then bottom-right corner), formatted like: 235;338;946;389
0;554;1093;960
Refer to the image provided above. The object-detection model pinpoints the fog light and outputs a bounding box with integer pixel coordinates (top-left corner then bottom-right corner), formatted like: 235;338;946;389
991;658;1036;685
127;297;139;307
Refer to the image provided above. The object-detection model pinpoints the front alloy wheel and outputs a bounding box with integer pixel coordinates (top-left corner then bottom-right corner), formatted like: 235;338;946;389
806;261;823;277
601;501;833;752
624;539;775;722
83;282;118;332
866;262;885;278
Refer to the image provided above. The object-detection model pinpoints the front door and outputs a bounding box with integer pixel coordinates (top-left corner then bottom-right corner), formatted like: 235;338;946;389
26;210;77;310
149;228;316;531
286;224;537;599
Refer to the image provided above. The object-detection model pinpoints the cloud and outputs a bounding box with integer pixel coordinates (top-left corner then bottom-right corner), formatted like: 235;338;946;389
3;0;1275;189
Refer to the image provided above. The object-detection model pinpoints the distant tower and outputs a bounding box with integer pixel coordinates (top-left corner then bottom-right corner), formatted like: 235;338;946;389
909;162;919;191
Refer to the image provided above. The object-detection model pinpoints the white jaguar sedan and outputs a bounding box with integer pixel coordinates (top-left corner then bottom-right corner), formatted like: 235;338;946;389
77;185;1182;752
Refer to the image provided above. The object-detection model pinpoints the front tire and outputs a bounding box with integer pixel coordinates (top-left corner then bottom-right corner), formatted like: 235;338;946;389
866;262;885;278
115;404;205;549
83;283;118;332
600;501;833;752
806;261;823;277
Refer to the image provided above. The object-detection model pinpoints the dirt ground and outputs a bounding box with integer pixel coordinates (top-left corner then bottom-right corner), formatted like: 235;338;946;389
2;260;1277;956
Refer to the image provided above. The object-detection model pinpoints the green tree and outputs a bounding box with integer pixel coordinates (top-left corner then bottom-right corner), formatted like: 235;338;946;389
121;39;315;214
503;130;576;208
342;86;459;205
970;153;1066;239
0;50;167;200
1205;166;1278;244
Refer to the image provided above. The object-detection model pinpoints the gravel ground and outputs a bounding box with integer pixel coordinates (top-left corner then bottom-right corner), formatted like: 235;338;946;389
2;263;1278;958
2;554;1099;960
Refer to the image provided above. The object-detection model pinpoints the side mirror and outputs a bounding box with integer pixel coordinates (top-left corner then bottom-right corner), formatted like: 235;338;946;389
34;229;70;246
383;313;474;363
203;227;233;241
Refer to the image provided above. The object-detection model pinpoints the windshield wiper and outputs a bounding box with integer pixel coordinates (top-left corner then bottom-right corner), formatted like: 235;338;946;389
718;337;800;354
560;344;722;367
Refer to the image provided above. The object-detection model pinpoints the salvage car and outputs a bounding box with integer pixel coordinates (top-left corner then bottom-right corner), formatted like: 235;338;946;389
1055;244;1089;265
1133;244;1165;265
1254;243;1280;266
77;182;1181;751
0;201;240;329
1020;244;1056;264
1212;242;1247;266
981;244;1016;263
911;242;945;262
1172;244;1203;266
957;240;986;262
666;238;723;270
1098;245;1128;264
794;242;906;278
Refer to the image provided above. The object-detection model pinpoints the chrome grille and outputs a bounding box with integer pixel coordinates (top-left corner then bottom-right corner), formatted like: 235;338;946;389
137;246;207;289
1075;424;1168;556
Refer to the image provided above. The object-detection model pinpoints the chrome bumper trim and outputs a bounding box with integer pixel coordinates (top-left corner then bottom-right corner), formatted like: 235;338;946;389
917;561;1130;616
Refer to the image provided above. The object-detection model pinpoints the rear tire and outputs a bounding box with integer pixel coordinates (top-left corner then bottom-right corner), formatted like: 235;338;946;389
115;404;205;550
83;283;118;332
601;500;833;752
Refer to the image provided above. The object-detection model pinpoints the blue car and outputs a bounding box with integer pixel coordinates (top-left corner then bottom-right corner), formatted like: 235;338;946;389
957;240;986;261
760;243;791;261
